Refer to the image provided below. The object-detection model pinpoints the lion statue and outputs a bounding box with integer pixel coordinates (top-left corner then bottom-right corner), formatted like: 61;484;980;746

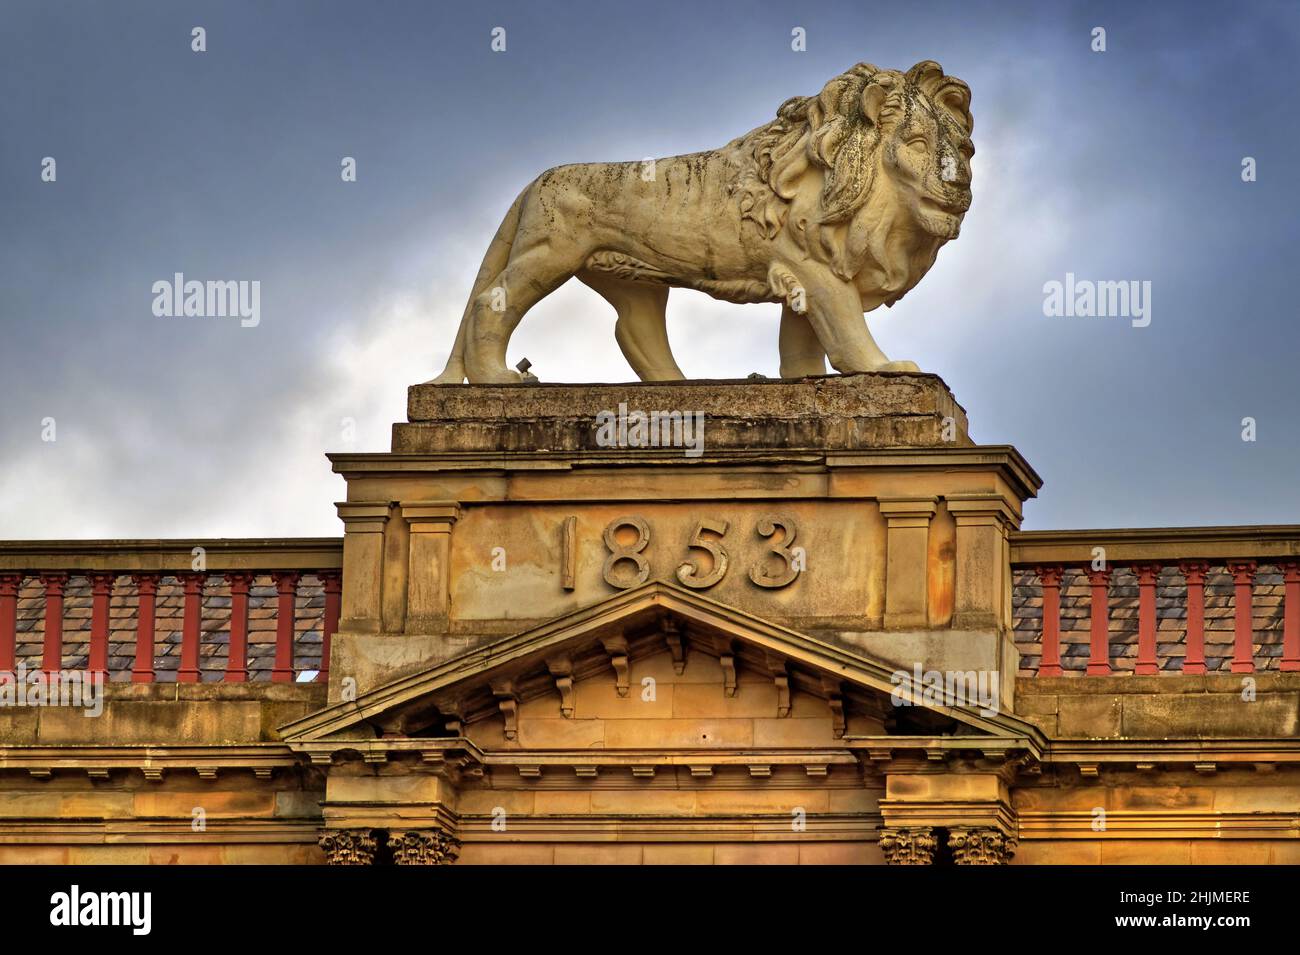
432;60;973;384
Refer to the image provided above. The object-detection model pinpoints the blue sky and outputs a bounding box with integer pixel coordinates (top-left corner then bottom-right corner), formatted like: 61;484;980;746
1;0;1297;536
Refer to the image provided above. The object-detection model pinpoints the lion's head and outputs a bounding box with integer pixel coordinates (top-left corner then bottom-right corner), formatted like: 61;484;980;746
734;61;973;281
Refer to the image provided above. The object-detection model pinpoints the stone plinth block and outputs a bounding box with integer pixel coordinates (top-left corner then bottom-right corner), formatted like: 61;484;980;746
396;373;970;454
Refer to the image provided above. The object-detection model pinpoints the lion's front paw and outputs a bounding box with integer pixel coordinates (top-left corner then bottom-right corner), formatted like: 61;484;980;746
879;359;921;373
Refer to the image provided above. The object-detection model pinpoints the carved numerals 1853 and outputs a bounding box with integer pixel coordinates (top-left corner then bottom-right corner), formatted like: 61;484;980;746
599;514;801;591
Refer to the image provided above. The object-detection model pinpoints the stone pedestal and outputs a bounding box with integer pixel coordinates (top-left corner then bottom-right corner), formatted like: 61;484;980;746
327;373;1038;712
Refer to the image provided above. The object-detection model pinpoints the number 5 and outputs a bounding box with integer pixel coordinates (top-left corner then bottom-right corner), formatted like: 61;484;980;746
676;519;729;589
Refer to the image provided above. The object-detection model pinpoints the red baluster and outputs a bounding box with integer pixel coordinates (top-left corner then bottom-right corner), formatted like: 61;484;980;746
40;573;68;675
88;573;114;678
131;574;159;683
1036;565;1064;677
0;573;21;674
318;573;341;684
224;573;253;683
1086;566;1112;676
1283;562;1300;672
1134;563;1161;675
178;572;204;683
272;572;300;683
1228;561;1257;674
1179;561;1209;674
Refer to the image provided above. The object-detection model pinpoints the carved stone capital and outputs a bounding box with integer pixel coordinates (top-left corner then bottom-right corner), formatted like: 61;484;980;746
318;829;377;865
878;826;937;865
392;828;461;866
949;827;1016;865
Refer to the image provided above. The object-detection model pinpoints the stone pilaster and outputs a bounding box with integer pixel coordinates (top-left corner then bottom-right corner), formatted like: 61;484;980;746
877;497;937;630
946;494;1020;632
335;502;391;635
401;502;460;635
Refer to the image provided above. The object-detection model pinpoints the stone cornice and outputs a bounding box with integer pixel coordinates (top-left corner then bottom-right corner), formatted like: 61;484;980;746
1016;810;1300;838
329;446;1041;500
0;744;303;781
279;580;1044;745
0;538;341;573
1010;525;1300;565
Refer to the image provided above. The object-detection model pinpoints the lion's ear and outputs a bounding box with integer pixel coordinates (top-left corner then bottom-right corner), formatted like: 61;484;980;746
771;151;809;199
861;76;896;128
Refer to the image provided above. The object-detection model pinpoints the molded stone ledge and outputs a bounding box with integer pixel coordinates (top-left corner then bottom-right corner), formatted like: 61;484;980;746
397;372;971;453
1023;673;1300;695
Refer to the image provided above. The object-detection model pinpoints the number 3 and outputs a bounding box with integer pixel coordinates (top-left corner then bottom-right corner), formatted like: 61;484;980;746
749;514;800;588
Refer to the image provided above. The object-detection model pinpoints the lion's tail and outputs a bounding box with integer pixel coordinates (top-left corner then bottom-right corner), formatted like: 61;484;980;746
429;186;529;384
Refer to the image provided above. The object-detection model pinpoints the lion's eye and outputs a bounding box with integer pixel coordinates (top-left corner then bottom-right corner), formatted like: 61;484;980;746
905;137;927;152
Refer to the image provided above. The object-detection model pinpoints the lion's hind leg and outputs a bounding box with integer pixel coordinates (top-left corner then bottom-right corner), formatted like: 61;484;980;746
578;271;684;382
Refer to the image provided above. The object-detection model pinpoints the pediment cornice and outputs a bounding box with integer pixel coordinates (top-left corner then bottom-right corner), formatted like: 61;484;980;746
280;581;1046;749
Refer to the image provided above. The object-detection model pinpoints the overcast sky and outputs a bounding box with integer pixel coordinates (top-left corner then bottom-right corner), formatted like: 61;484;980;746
2;0;1297;538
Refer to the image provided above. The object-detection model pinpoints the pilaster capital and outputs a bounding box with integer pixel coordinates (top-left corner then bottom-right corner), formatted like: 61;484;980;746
87;572;116;593
1227;560;1257;583
949;826;1017;865
177;571;206;593
39;572;69;594
1034;564;1064;588
876;497;938;527
273;571;301;593
224;571;255;592
400;501;461;533
1085;566;1112;586
318;828;377;865
945;493;1022;530
391;828;461;865
1132;562;1162;584
131;573;160;595
335;501;391;534
878;826;937;865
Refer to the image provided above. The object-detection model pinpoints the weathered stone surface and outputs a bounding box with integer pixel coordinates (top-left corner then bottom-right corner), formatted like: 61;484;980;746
1023;676;1300;738
398;373;970;453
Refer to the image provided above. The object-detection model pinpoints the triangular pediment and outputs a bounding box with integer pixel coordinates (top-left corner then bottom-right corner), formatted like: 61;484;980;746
281;581;1043;753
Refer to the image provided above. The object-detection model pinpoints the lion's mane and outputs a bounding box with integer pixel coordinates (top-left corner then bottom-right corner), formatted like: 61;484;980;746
730;61;973;260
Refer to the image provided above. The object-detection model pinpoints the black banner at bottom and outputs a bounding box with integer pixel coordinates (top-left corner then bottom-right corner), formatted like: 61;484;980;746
0;864;1280;942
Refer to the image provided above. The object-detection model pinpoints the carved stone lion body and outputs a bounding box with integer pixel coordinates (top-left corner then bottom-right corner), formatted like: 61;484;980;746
433;60;973;384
